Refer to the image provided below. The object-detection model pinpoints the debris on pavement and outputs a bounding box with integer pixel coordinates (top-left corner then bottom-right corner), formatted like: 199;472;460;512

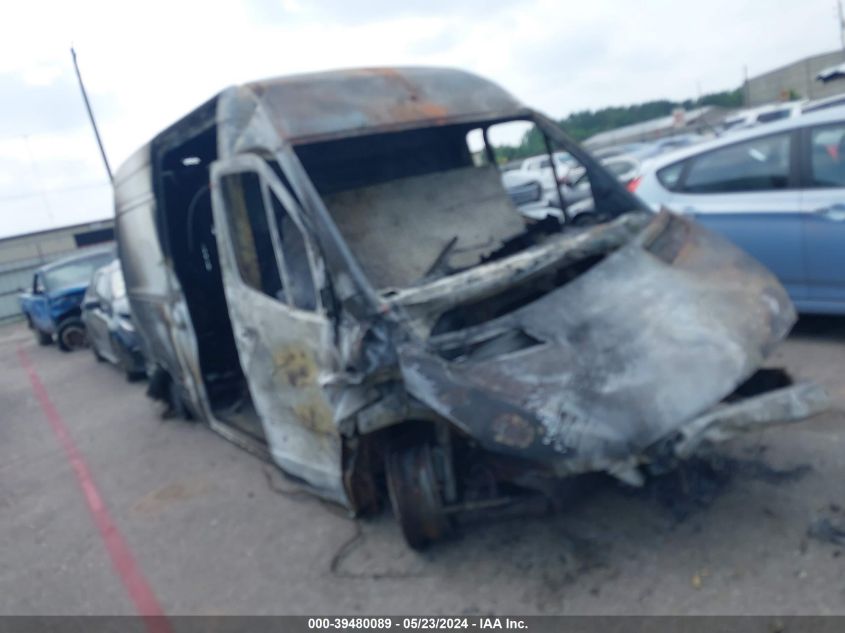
808;516;845;547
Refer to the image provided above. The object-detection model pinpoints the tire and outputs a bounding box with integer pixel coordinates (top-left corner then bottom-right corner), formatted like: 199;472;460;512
168;377;191;420
125;366;146;383
56;318;87;352
34;328;53;346
111;335;144;382
385;442;451;550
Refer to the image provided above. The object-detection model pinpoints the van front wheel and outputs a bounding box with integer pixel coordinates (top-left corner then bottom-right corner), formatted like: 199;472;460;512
385;442;451;550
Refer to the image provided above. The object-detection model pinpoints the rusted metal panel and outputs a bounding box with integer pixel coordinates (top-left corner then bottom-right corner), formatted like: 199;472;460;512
211;155;349;505
674;382;830;458
396;211;814;476
246;67;528;144
322;165;525;289
225;284;347;503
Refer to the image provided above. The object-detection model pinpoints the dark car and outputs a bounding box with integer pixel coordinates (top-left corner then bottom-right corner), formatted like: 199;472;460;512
19;246;115;351
82;260;146;380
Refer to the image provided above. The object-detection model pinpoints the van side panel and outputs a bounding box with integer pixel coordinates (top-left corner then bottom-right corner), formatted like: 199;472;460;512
114;147;186;392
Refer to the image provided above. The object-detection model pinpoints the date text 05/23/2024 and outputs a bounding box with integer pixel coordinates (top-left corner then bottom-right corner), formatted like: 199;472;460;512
307;617;528;630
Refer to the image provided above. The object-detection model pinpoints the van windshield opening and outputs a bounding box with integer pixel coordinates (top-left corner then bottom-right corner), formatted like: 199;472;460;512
294;121;546;291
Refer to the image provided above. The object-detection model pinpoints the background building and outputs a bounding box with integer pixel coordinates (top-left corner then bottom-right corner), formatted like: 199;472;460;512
0;219;114;323
582;106;726;150
745;49;845;105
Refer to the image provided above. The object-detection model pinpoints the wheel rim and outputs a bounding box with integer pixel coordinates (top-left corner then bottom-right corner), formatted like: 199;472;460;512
62;327;87;350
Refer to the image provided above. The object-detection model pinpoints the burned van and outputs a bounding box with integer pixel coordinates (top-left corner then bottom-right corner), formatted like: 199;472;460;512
115;68;827;548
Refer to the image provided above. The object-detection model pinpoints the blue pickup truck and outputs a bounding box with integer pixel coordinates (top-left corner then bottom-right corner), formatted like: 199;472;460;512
19;246;115;351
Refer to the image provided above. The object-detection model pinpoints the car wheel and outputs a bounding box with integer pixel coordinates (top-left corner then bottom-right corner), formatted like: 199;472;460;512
56;318;87;352
111;335;144;381
168;377;191;419
123;357;146;382
385;441;451;550
125;369;146;382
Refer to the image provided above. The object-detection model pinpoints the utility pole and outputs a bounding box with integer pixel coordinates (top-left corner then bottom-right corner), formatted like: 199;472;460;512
70;47;113;183
838;0;845;50
743;65;750;107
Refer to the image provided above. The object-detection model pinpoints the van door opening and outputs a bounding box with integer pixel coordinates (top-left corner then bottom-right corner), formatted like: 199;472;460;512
155;125;266;442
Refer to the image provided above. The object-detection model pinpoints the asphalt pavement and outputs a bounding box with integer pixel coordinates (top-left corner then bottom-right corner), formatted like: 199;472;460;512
1;318;843;615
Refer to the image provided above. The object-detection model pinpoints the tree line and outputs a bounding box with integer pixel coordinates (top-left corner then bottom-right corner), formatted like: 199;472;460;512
495;87;744;162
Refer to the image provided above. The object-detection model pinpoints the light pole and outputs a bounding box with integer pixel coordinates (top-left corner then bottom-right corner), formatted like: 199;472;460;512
71;47;113;183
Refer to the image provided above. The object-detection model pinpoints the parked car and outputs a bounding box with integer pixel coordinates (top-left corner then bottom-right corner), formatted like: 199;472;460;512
648;133;708;156
592;142;652;160
803;93;845;115
520;152;576;195
82;260;146;380
720;101;805;134
500;170;553;220
605;155;642;186
561;155;644;219
591;136;707;164
634;105;845;315
19;246;115;351
509;154;643;224
115;67;826;548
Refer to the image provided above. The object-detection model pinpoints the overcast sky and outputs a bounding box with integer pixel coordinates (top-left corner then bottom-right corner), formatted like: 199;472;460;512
0;0;841;238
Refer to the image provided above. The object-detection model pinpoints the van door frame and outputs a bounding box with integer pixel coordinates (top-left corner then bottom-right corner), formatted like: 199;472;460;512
210;152;348;504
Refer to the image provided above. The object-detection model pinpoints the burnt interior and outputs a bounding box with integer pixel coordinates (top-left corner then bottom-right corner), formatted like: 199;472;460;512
295;118;643;345
296;125;473;194
155;123;259;433
296;122;549;290
147;111;642;446
432;254;605;338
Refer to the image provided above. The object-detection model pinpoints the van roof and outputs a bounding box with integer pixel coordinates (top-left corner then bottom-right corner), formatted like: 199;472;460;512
116;67;529;181
242;67;528;144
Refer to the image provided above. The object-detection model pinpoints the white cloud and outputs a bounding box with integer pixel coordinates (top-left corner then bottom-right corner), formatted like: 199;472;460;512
0;0;841;237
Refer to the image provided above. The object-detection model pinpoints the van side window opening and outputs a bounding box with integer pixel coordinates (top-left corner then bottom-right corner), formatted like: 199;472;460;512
221;172;284;299
221;170;319;311
270;195;317;311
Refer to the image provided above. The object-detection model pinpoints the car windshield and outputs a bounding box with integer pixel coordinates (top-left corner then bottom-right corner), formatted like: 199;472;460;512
43;253;113;292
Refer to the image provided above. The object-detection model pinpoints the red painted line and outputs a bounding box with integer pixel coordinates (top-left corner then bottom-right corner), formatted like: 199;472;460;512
18;347;171;632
